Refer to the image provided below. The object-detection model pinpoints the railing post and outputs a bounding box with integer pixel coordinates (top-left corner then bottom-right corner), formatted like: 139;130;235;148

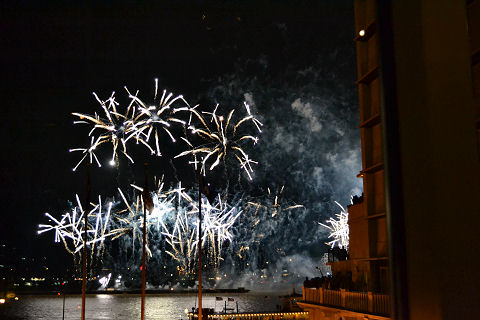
341;289;346;308
368;291;374;313
319;288;323;304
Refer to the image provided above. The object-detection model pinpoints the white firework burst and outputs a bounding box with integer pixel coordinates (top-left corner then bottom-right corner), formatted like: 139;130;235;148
175;102;262;179
319;201;349;250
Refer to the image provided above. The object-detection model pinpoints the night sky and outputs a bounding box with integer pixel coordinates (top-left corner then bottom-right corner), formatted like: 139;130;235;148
1;0;360;287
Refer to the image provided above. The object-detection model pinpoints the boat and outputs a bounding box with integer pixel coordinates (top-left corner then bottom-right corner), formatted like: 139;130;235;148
186;309;309;320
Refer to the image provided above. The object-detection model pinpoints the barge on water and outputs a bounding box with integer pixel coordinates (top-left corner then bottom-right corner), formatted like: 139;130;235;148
187;310;308;319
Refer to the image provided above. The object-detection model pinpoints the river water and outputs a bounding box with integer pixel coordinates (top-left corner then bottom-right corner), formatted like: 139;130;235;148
0;293;282;320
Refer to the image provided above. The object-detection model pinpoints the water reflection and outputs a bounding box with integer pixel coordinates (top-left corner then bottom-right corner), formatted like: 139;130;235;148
0;293;281;320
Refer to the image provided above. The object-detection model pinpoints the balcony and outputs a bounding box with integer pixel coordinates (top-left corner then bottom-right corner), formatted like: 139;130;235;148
302;287;390;317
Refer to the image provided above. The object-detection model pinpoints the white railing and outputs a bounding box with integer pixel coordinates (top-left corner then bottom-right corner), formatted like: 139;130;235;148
373;293;390;315
302;287;390;316
323;289;342;307
345;290;368;312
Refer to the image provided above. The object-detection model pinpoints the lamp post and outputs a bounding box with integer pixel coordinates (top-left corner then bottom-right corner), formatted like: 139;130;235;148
62;282;66;320
141;162;149;320
81;163;91;320
197;169;203;320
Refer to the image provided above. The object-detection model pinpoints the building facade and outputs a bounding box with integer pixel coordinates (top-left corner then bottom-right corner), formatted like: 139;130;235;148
301;0;480;319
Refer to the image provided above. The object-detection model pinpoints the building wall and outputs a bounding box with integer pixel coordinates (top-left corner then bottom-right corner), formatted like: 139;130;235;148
354;0;389;293
348;203;369;260
468;0;480;157
384;1;480;318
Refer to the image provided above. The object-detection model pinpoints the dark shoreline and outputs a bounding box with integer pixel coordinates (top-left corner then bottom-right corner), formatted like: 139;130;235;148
10;288;251;296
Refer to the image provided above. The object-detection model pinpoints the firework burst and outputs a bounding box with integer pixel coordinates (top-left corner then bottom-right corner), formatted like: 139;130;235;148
70;80;190;170
71;90;136;168
124;79;190;156
175;102;262;179
39;181;243;274
37;194;122;270
246;185;304;220
319;201;349;250
44;80;273;285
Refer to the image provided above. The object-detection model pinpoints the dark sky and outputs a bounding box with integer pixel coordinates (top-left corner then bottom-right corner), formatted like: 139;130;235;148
0;0;359;278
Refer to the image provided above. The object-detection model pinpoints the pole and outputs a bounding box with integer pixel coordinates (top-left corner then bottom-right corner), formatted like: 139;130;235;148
62;285;66;320
141;163;148;320
198;170;203;320
81;163;90;320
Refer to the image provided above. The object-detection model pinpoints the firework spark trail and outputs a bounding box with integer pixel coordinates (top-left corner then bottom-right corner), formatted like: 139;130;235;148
233;186;305;266
98;273;112;288
51;80;274;282
139;186;241;272
37;194;85;254
246;185;304;221
161;195;242;272
267;185;304;217
163;207;196;272
115;180;183;258
38;181;315;287
70;81;190;170
319;201;349;250
37;194;118;269
69;136;104;171
38;179;243;273
71;90;136;168
189;195;242;268
125;83;190;156
175;102;262;179
114;186;242;273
